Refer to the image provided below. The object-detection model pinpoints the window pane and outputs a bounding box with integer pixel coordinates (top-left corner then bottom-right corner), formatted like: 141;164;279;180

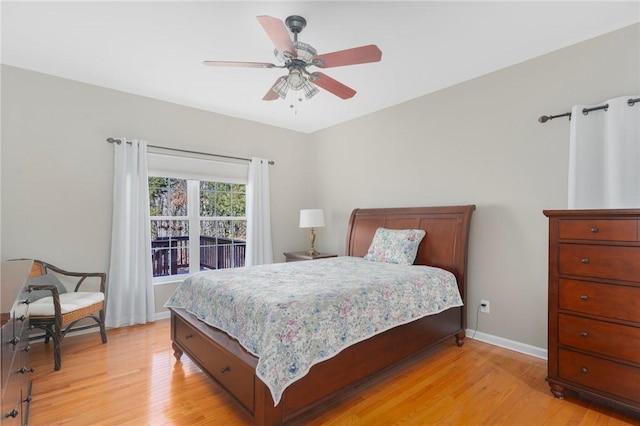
199;181;217;217
200;180;246;218
215;185;231;217
231;191;246;217
150;219;189;277
217;182;231;192
200;220;246;269
149;177;187;216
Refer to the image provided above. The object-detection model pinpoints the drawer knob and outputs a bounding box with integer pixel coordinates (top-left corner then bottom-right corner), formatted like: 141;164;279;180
580;295;589;301
184;334;193;339
581;258;589;264
220;366;230;374
23;345;31;353
580;331;589;338
17;315;26;322
4;409;19;419
590;226;599;233
581;367;588;374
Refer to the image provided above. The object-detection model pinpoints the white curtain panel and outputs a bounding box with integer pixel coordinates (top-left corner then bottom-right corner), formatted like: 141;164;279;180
568;95;640;208
107;139;155;328
245;157;274;266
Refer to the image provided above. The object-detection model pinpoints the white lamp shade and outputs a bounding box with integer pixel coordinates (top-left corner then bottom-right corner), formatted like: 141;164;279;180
299;209;325;228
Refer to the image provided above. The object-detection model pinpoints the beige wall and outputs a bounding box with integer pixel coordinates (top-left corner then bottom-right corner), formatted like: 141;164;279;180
309;23;640;349
1;66;316;310
2;23;638;350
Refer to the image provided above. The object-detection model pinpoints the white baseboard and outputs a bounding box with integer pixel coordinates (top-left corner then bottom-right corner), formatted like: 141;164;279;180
155;310;171;321
77;314;545;360
466;329;548;360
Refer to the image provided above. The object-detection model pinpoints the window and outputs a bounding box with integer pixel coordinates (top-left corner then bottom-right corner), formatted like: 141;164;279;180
148;177;247;280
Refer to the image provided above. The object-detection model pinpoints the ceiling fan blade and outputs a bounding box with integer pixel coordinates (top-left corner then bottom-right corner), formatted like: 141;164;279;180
310;72;356;99
263;76;286;101
203;60;278;69
313;44;382;68
257;16;297;58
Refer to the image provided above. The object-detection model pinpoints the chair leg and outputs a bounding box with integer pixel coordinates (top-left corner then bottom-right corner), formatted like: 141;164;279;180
99;310;107;344
42;324;62;371
52;334;61;371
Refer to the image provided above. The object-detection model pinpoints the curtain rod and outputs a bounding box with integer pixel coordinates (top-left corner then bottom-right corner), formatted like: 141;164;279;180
106;138;275;165
538;97;640;123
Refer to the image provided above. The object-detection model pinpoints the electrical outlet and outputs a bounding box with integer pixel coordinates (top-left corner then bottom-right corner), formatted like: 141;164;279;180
480;299;490;314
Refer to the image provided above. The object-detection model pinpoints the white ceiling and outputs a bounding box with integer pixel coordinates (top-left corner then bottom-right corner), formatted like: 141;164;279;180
2;1;639;133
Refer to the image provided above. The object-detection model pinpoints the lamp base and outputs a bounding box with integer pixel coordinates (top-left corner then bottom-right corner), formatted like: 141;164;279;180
307;228;318;257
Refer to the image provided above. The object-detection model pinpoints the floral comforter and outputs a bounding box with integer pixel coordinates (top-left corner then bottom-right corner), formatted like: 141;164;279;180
164;256;462;405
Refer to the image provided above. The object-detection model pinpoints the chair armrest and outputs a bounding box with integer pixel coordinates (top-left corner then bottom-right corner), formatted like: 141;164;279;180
39;261;107;293
27;284;63;323
28;284;60;297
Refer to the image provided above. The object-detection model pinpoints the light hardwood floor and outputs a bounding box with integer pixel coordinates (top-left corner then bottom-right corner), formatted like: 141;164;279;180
27;319;639;425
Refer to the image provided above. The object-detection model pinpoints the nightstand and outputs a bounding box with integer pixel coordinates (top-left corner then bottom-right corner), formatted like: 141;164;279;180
283;251;337;262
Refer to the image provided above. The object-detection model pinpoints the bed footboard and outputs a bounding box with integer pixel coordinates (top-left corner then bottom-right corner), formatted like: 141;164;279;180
171;306;463;426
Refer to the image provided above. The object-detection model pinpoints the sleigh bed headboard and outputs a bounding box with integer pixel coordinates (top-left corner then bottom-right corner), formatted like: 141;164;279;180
345;205;475;301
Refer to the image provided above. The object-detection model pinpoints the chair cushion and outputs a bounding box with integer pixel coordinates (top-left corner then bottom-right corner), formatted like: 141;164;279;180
26;273;68;302
29;292;104;316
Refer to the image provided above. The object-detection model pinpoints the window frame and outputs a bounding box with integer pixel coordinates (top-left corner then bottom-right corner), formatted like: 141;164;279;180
147;152;248;283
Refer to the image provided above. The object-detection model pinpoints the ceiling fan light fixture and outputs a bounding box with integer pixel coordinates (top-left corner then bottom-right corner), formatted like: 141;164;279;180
287;68;306;90
301;80;319;100
272;76;289;99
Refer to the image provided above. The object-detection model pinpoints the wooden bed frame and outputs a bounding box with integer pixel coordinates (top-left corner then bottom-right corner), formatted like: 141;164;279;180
169;205;475;425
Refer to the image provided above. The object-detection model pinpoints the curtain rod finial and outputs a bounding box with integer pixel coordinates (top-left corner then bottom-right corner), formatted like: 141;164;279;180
538;115;550;123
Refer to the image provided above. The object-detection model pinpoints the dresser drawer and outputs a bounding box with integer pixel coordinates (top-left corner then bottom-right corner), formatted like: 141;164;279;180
1;336;23;424
559;314;640;364
559;244;640;282
558;219;638;242
1;383;23;425
559;279;640;322
12;296;29;331
1;320;19;391
174;315;254;412
559;349;640;403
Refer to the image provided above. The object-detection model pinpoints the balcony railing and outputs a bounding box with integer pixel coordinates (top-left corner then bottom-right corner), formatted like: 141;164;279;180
151;235;246;278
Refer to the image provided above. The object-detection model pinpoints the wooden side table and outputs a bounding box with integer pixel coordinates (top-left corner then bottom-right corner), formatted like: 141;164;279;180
283;251;337;262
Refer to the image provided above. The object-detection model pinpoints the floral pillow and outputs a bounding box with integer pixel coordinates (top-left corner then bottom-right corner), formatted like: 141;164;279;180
363;228;426;265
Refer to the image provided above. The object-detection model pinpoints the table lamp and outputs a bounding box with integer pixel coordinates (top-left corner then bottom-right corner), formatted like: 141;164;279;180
299;209;325;256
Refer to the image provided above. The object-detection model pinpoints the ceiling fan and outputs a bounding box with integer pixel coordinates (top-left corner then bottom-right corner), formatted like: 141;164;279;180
203;15;382;102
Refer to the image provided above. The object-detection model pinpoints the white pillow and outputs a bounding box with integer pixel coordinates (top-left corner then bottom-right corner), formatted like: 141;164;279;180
363;228;426;265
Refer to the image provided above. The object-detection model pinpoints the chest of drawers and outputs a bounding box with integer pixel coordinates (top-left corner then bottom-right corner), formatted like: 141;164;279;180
544;209;640;413
1;260;35;425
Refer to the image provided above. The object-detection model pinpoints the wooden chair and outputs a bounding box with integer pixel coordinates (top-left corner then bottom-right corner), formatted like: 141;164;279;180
26;259;107;371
